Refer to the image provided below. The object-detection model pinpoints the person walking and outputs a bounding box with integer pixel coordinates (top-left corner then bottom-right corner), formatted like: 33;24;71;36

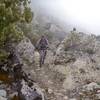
36;35;49;67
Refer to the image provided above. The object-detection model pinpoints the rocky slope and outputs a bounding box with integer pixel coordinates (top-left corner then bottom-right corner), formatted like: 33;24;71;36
27;30;100;100
1;31;100;100
0;37;44;100
12;31;100;100
14;31;100;100
53;31;100;99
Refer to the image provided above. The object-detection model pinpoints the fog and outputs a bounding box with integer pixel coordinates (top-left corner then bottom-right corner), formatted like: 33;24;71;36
31;0;100;35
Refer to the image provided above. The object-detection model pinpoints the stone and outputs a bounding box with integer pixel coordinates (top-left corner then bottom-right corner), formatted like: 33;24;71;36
63;96;68;100
48;88;53;94
0;96;7;100
16;37;35;63
54;32;100;91
21;80;42;100
0;90;7;97
83;82;100;91
79;92;84;96
96;94;100;99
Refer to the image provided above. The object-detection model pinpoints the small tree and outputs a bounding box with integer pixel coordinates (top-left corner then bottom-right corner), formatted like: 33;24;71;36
0;0;33;46
0;0;33;61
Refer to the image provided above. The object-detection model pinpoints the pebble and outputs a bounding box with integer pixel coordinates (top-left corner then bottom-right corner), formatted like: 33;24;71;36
48;88;53;94
63;96;68;100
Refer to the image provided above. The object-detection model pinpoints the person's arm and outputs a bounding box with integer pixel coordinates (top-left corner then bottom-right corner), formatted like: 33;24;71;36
45;38;49;47
47;39;49;46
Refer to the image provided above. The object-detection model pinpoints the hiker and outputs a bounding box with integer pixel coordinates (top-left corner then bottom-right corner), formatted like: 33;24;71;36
36;35;49;67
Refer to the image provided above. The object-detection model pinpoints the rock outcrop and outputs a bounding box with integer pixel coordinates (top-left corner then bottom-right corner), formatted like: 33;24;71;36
54;31;100;91
0;39;44;100
16;37;35;64
2;31;100;100
0;62;44;100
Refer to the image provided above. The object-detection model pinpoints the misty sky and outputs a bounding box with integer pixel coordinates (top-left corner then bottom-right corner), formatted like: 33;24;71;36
31;0;100;35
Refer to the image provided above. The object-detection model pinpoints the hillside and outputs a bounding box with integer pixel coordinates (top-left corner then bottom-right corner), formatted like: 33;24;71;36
14;30;100;100
1;1;100;100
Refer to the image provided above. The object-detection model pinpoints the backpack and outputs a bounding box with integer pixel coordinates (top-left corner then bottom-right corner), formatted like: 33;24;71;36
39;38;48;49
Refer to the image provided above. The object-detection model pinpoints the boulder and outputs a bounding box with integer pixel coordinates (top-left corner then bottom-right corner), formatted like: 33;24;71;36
16;37;35;63
0;90;7;97
54;31;100;90
21;80;42;100
83;82;100;91
0;96;7;100
0;90;7;100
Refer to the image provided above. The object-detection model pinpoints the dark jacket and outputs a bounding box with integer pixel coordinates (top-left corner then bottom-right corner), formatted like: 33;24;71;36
36;37;49;50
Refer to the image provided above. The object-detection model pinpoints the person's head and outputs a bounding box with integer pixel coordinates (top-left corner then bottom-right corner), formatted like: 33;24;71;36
41;35;45;38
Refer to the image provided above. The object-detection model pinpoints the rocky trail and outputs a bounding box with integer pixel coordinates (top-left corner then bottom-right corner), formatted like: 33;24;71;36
1;32;100;100
22;32;100;100
24;51;69;100
23;50;84;100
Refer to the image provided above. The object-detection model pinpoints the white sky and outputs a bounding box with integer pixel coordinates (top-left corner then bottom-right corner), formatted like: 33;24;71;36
31;0;100;35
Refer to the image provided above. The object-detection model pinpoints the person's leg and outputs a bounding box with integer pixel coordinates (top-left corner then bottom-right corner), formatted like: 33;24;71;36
39;50;43;67
41;50;44;64
44;50;47;59
39;50;47;67
42;50;47;64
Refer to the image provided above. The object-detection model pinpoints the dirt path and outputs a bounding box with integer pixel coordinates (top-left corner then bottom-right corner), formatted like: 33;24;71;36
27;51;68;100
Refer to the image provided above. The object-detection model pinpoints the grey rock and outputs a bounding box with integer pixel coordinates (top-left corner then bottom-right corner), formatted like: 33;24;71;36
47;88;53;94
63;96;68;100
54;31;100;90
83;82;100;91
16;37;35;63
0;96;7;100
0;90;7;97
96;93;100;99
21;80;42;100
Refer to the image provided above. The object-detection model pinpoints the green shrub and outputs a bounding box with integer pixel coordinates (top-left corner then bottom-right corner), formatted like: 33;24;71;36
0;0;33;61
